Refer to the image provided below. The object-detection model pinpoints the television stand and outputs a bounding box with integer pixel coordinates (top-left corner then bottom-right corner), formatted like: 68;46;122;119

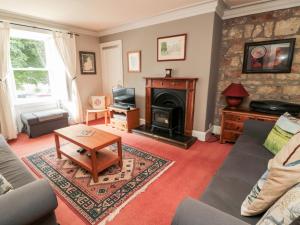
108;106;140;132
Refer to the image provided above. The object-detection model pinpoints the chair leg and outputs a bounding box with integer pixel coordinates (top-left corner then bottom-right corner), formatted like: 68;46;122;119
105;111;107;126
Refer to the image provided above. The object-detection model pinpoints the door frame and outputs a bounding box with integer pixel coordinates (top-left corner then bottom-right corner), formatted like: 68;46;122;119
99;40;124;91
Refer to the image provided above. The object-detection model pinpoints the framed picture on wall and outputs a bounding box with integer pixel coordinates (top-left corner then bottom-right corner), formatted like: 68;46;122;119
242;38;296;73
79;51;96;74
157;34;187;61
127;51;141;72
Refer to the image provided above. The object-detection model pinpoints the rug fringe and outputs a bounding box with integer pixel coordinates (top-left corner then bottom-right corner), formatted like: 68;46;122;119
98;161;175;225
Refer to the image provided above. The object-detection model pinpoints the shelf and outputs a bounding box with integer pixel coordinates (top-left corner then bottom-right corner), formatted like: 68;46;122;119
59;143;120;173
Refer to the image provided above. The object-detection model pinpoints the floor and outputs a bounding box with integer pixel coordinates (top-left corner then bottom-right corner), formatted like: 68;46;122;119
9;119;232;225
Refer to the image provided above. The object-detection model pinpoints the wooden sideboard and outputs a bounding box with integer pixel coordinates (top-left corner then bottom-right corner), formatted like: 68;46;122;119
220;107;279;144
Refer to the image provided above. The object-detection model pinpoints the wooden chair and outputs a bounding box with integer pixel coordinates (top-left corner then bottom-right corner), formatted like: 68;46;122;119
86;96;110;126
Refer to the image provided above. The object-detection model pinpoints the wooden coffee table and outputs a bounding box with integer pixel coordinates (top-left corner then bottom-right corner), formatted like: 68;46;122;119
54;124;122;182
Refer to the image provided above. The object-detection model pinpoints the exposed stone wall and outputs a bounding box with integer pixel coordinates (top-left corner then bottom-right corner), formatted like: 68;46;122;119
214;7;300;125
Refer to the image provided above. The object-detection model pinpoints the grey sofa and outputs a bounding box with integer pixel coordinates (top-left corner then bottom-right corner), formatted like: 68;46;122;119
0;135;58;225
172;120;277;225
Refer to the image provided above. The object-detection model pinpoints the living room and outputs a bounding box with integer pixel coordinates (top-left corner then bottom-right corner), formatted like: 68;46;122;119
0;0;300;224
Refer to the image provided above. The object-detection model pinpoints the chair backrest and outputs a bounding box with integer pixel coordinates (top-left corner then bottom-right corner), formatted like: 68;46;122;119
90;96;107;110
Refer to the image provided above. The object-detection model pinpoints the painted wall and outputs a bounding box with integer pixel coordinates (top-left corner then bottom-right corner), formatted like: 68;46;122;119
214;7;300;125
76;34;102;116
100;13;221;132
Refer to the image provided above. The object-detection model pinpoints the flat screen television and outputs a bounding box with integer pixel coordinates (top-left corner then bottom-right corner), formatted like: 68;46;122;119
112;87;136;108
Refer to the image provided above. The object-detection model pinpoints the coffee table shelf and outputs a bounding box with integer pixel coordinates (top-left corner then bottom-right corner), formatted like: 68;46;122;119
60;144;120;173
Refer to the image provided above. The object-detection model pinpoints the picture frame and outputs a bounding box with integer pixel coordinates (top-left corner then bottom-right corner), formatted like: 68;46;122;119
79;51;96;74
242;38;296;73
157;34;187;61
127;51;141;72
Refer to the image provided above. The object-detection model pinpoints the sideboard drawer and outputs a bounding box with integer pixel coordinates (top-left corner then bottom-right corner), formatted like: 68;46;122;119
222;130;240;143
224;121;243;132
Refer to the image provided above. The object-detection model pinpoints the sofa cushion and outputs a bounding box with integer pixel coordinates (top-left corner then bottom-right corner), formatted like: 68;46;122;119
264;113;300;155
257;183;300;225
0;135;35;188
0;174;13;194
200;133;273;224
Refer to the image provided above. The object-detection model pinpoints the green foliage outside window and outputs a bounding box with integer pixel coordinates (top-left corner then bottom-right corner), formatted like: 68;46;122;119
10;38;46;68
10;38;50;97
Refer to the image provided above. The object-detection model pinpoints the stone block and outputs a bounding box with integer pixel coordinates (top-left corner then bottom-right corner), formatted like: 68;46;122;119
228;27;243;39
274;18;300;36
252;25;263;38
244;24;254;38
256;86;278;94
230;56;240;67
264;22;274;37
276;73;300;80
282;86;300;96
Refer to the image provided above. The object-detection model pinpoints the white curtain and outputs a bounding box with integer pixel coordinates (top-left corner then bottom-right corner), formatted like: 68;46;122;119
0;22;17;139
52;32;83;123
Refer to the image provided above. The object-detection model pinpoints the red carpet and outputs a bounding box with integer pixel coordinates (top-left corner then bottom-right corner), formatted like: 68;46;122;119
9;119;232;225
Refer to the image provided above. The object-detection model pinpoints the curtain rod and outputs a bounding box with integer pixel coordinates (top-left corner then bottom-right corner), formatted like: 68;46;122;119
0;20;79;36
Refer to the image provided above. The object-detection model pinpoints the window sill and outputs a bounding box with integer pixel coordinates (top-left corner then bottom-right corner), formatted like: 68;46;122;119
14;97;57;107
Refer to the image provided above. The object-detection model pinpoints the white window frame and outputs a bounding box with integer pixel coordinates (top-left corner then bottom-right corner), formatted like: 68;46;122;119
10;29;54;105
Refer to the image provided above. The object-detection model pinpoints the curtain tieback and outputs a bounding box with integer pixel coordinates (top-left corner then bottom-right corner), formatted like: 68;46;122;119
72;76;77;81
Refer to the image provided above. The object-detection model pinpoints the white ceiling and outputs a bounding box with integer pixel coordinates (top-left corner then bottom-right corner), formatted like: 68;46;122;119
0;0;271;33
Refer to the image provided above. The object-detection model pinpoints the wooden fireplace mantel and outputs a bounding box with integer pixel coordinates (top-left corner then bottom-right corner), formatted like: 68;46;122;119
144;76;198;136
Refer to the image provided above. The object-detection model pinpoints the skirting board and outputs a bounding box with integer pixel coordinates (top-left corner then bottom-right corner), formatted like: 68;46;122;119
192;125;221;142
139;118;146;125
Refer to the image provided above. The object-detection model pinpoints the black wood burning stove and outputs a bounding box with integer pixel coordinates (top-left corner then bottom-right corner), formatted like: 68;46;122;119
151;88;186;136
151;105;179;136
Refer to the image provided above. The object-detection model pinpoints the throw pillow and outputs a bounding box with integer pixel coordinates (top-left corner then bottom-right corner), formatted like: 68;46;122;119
0;174;13;195
90;96;105;110
269;132;300;166
241;141;300;216
257;183;300;225
264;112;300;155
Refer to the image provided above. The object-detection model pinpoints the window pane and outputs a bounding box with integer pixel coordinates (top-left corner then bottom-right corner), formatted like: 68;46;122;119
14;70;51;99
10;38;46;68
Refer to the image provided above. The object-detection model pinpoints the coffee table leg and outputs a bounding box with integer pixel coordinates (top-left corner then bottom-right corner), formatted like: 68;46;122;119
105;111;107;126
91;151;98;183
55;134;62;159
117;139;123;168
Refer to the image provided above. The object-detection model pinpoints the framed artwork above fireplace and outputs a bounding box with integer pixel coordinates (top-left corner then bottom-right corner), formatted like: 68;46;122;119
157;34;187;61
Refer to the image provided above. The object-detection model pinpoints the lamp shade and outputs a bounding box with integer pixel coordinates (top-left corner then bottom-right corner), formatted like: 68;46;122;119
222;83;249;97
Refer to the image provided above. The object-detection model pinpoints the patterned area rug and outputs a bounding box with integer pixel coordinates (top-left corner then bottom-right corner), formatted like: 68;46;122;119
23;144;173;225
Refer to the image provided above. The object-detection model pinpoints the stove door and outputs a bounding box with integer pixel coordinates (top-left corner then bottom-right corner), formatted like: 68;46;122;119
152;109;170;128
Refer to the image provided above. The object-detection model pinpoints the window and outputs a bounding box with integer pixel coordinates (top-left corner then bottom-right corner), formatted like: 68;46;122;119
9;29;68;104
10;30;52;101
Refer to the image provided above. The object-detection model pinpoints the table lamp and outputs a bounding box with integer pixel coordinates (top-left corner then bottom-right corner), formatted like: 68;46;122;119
222;82;249;108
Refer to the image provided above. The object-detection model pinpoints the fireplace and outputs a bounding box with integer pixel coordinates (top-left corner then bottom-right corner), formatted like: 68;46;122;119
133;77;198;149
151;88;186;135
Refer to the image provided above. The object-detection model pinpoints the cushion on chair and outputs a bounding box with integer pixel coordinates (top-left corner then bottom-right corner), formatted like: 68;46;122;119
90;96;105;110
